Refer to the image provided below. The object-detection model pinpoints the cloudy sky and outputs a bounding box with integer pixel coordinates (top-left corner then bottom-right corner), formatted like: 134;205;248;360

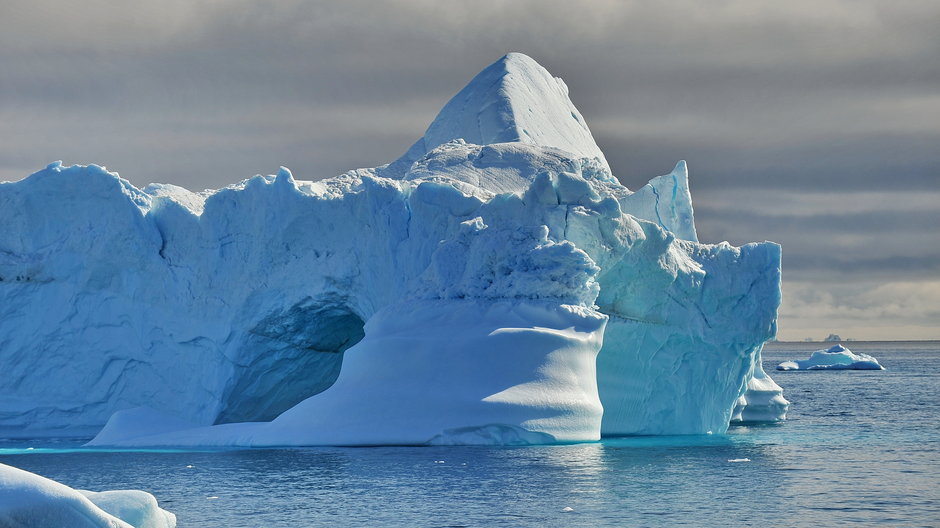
2;0;937;340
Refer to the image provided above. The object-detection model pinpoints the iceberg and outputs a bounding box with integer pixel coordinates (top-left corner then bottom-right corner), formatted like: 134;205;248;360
777;344;884;371
0;463;176;528
0;53;785;446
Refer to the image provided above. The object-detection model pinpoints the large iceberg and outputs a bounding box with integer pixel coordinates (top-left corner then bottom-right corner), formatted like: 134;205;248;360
0;53;785;446
0;463;176;528
777;344;884;371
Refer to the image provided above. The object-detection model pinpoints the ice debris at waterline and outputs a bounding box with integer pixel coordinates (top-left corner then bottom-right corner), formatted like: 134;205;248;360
0;53;786;446
0;463;176;528
777;345;884;371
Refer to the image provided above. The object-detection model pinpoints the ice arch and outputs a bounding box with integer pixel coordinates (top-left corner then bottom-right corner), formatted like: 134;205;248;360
216;299;366;423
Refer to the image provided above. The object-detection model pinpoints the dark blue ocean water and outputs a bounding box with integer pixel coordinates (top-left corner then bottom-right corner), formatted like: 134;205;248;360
3;341;939;527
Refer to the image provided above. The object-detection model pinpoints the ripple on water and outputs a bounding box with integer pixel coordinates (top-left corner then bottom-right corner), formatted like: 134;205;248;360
1;342;938;527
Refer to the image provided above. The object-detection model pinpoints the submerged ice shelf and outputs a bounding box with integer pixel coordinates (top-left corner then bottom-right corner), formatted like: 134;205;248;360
0;53;786;446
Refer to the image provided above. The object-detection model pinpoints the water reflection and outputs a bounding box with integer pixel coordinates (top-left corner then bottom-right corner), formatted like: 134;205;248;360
2;342;938;526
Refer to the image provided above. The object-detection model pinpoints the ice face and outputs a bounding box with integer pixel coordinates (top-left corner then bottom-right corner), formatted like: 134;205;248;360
0;54;784;445
619;160;698;242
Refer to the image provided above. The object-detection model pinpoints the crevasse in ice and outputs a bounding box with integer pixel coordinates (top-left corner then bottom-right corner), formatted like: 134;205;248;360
0;53;786;446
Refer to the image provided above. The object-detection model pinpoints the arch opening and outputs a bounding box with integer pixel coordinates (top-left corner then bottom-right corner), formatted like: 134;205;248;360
215;299;366;424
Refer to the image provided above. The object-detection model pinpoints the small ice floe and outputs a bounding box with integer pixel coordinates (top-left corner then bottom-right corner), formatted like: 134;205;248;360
777;344;884;371
0;463;176;527
562;506;574;512
727;458;751;463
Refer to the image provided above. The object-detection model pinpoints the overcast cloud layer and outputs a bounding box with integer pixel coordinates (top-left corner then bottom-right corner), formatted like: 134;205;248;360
1;0;937;339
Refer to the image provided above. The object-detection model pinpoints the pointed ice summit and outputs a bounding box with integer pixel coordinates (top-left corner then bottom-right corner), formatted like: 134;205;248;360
395;52;609;173
0;53;785;446
384;53;696;242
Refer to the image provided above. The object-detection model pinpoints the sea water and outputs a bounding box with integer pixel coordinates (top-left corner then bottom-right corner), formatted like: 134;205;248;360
2;341;939;527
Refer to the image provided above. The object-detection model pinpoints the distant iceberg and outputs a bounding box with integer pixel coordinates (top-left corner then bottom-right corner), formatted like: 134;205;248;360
0;53;785;446
777;345;884;371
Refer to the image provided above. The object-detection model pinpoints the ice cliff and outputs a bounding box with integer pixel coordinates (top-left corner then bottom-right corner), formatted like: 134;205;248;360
0;53;786;445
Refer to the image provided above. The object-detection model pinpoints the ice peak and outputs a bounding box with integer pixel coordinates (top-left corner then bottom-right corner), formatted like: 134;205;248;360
275;166;295;187
395;53;610;173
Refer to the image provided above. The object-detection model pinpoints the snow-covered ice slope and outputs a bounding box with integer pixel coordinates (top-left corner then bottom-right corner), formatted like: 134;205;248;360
387;53;610;175
0;53;784;445
0;463;176;528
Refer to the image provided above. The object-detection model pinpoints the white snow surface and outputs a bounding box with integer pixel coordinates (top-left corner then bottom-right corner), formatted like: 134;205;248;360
0;53;783;445
777;344;884;371
0;463;176;528
387;52;611;175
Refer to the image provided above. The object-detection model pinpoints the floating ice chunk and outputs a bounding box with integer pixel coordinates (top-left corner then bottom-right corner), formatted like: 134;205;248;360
777;344;884;370
78;490;177;528
0;463;175;528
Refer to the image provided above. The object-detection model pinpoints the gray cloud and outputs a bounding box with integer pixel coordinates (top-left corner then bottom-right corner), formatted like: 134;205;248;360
778;279;940;340
695;196;940;284
1;0;938;338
